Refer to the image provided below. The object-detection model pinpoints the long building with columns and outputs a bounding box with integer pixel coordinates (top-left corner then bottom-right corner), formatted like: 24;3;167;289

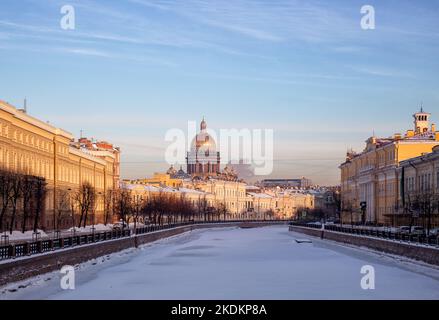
0;100;120;230
340;109;439;225
397;145;439;227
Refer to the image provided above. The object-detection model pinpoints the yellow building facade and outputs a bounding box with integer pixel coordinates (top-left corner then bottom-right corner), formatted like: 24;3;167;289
0;100;120;230
127;172;183;188
190;179;248;216
397;145;439;227
340;110;439;224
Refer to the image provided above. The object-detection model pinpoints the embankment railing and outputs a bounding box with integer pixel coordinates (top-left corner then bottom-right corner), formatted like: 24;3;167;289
0;220;288;261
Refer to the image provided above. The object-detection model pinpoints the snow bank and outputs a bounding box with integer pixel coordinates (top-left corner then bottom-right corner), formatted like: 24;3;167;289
2;230;49;241
67;224;113;233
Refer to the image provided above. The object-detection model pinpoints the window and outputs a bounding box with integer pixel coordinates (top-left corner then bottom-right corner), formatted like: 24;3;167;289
427;173;431;190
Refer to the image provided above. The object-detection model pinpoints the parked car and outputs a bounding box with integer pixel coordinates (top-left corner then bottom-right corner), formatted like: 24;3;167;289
397;226;425;235
428;228;439;237
397;226;411;234
112;221;128;231
411;226;425;236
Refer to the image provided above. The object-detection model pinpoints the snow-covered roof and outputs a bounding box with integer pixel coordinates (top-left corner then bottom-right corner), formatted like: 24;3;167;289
143;185;161;192
178;187;206;195
247;192;273;199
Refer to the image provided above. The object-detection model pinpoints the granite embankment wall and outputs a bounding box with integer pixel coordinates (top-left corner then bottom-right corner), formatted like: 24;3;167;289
289;226;439;266
0;222;281;286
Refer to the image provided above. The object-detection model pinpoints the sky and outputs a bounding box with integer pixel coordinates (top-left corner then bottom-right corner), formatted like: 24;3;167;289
0;0;438;185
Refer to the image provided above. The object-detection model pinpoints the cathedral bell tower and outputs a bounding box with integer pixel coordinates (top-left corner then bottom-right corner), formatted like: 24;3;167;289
413;107;430;134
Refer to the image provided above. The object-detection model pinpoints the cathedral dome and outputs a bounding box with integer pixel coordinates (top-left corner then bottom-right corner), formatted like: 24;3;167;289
186;118;221;176
190;118;217;157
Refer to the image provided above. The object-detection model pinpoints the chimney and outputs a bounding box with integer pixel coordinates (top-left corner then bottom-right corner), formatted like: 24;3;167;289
393;133;402;140
18;98;27;113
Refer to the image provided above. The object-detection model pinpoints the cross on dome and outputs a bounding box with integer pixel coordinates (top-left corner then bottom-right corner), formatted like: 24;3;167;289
200;117;207;131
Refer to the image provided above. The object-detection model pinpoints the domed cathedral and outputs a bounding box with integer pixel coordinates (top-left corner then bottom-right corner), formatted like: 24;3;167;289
186;118;221;178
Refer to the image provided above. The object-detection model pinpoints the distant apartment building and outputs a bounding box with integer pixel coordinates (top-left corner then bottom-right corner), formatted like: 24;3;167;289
188;178;248;215
0;99;120;230
126;171;184;188
340;109;439;224
260;177;312;189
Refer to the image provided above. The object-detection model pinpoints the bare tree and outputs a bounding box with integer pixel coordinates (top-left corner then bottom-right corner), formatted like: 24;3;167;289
9;173;22;234
32;177;46;233
74;182;96;228
179;195;195;222
265;209;275;220
404;190;427;234
216;202;228;221
197;196;209;222
340;200;354;226
333;191;342;223
20;174;34;233
115;188;133;227
0;170;13;232
419;191;438;236
54;189;70;231
103;188;115;225
140;192;198;225
405;190;439;235
0;170;47;234
131;194;145;233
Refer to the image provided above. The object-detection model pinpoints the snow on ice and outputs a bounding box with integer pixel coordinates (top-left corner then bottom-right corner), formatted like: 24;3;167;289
1;226;439;300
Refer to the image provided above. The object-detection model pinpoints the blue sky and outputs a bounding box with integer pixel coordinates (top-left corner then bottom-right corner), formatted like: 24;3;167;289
1;0;438;184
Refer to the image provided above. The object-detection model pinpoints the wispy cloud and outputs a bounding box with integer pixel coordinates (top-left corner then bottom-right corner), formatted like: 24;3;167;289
199;18;283;42
183;70;363;88
128;0;354;43
331;46;365;53
1;0;438;185
349;66;414;78
60;47;111;57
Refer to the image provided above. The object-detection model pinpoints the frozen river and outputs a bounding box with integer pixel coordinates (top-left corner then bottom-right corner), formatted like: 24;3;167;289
2;226;439;299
